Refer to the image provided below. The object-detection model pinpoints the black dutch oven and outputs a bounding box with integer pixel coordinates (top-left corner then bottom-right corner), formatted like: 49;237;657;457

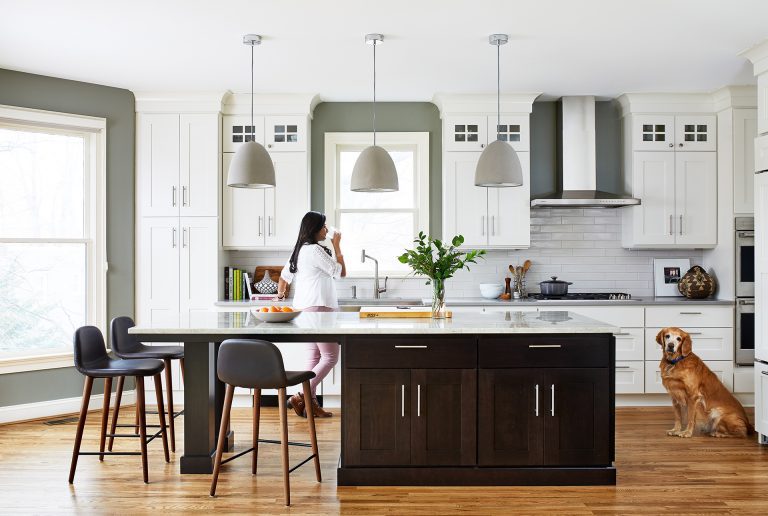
539;276;572;296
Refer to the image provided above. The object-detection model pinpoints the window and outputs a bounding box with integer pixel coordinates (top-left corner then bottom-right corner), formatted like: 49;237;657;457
324;132;429;276
0;105;106;372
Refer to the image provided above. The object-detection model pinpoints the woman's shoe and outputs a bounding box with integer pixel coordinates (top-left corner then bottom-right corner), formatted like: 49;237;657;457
288;394;306;418
310;398;333;418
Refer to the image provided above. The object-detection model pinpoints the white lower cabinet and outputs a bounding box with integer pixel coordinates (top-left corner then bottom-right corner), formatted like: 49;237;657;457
755;362;768;438
645;327;733;361
734;366;754;393
616;361;645;393
645;360;734;393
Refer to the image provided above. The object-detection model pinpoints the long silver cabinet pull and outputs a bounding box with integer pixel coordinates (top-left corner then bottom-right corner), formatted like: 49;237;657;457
491;215;495;236
762;371;768;376
481;215;485;236
529;344;562;348
183;227;188;248
551;384;555;417
395;345;428;349
687;332;703;335
172;186;177;207
535;384;539;416
401;385;405;417
614;332;631;336
679;312;702;315
679;215;683;235
616;366;632;369
182;186;187;206
258;216;263;236
268;216;273;236
172;228;176;248
417;384;421;417
669;214;673;236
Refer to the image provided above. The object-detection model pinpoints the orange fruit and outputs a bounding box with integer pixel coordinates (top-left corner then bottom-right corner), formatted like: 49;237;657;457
281;306;293;313
269;306;280;312
259;307;269;313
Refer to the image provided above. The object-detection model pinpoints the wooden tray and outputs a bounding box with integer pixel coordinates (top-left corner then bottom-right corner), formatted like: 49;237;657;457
253;266;289;296
359;306;452;318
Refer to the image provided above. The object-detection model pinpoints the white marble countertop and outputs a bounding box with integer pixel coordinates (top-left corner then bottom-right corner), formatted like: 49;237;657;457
130;310;618;336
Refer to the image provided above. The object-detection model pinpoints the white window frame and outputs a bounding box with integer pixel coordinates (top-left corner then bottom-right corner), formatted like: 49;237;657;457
324;132;430;278
0;104;107;374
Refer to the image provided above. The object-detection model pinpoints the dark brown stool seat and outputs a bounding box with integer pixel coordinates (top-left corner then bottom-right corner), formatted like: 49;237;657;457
209;339;321;506
108;316;185;453
69;326;169;484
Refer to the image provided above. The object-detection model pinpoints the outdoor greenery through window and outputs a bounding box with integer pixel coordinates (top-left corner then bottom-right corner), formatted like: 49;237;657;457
324;132;430;276
0;112;104;362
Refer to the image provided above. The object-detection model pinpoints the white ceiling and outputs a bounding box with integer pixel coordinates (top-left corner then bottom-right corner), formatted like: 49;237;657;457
1;0;767;101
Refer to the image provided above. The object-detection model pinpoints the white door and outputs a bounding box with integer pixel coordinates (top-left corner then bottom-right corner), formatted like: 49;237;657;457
179;217;219;326
444;116;488;152
630;152;676;245
137;217;180;328
264;116;306;152
180;114;219;217
265;152;309;248
488;151;530;248
756;134;768;172
444;152;488;247
675;115;717;152
221;153;266;248
755;362;768;437
675;152;717;247
755;172;768;361
222;114;265;153
733;109;758;214
137;114;179;217
488;115;530;152
632;115;675;151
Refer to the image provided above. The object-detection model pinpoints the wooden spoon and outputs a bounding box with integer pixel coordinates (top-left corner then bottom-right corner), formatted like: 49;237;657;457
522;260;532;275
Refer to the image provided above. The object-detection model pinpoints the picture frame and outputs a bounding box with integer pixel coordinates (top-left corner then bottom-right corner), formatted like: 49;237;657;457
653;258;691;297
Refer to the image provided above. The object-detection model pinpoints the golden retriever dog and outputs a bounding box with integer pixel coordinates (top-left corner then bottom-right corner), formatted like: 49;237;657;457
656;327;753;438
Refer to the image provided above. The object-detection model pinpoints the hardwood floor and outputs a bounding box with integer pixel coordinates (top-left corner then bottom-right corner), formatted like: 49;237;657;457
1;406;767;514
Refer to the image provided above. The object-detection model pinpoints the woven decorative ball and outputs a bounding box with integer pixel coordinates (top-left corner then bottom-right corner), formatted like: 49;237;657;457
677;265;716;299
254;270;278;294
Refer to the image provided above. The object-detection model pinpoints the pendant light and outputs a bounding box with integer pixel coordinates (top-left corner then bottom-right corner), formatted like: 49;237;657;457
475;34;523;187
227;34;276;189
350;33;399;192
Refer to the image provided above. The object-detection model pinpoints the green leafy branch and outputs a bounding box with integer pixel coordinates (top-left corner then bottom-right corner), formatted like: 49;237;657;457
397;232;486;285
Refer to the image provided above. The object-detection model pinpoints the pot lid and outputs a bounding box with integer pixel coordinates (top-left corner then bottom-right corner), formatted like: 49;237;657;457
540;276;572;285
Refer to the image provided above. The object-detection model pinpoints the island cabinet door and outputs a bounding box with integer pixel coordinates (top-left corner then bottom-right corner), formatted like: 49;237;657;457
477;369;544;466
543;368;611;466
344;369;411;466
410;369;477;466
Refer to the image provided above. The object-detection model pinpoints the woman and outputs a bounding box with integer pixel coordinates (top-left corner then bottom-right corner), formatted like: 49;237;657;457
277;211;345;418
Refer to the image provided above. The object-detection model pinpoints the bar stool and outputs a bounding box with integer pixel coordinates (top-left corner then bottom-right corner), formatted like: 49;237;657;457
108;316;184;453
210;339;321;506
69;326;169;484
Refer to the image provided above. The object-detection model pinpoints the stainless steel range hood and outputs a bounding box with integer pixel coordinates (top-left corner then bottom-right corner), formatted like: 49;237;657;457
530;96;640;208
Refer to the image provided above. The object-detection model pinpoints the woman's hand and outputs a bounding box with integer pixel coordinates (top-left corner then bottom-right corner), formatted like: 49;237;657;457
331;230;342;248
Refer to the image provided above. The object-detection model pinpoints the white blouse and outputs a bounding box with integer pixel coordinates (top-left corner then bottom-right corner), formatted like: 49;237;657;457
280;244;342;310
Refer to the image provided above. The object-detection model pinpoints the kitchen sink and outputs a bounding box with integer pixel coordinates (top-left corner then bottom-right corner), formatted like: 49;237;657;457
338;298;425;312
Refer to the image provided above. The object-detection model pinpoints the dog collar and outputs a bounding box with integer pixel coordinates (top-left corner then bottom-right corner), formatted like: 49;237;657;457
665;354;688;365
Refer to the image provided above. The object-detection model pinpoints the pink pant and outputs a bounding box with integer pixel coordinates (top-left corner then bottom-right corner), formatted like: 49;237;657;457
301;306;339;397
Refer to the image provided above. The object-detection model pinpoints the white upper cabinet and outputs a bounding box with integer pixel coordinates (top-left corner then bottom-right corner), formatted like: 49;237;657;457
624;152;677;246
673;115;717;151
223;114;307;153
760;73;768;135
674;152;717;247
444;115;528;152
222;114;265;152
733;109;758;213
489;152;531;247
632;115;675;151
631;115;716;152
137;113;219;218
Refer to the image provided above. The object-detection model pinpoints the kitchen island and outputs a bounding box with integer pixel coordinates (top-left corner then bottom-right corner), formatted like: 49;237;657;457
131;310;618;485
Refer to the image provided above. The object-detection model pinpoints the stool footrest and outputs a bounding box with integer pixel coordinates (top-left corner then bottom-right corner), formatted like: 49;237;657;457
78;451;141;456
219;440;314;467
145;409;184;419
289;453;318;474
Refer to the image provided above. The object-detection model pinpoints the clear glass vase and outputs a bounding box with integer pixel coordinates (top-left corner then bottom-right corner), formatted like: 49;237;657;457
431;278;446;319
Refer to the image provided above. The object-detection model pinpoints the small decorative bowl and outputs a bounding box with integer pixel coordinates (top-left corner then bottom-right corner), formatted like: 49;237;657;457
479;283;505;299
250;309;302;323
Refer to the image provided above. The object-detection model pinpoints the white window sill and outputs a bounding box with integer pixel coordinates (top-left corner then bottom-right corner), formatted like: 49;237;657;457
0;353;75;374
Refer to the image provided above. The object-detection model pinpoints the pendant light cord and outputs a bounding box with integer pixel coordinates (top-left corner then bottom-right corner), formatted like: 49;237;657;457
373;40;377;147
250;43;254;142
496;41;500;142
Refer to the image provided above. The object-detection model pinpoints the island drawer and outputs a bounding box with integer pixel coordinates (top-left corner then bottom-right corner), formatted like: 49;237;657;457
478;335;611;368
344;336;476;368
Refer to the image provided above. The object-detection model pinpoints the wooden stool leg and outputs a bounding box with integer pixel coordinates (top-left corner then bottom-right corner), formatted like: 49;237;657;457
136;376;149;483
153;373;170;463
278;387;291;506
98;377;113;461
252;388;261;474
302;380;322;482
108;376;125;451
179;358;185;384
68;376;94;483
163;358;176;453
134;401;139;435
210;384;235;496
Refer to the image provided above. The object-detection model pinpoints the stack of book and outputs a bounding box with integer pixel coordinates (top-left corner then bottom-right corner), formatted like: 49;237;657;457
223;267;254;301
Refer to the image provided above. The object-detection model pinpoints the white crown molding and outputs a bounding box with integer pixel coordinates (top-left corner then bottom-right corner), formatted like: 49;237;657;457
0;390;136;425
711;85;758;111
617;92;718;117
739;39;768;76
222;92;320;117
431;93;541;117
134;91;229;113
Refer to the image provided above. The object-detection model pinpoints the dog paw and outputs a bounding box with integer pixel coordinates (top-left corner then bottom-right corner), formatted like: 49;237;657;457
666;429;682;436
678;430;693;438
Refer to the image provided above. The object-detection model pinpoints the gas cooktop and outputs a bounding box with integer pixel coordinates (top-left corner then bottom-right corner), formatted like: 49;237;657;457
525;293;634;301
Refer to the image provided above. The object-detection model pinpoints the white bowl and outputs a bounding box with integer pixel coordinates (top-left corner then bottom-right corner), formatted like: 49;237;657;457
250;308;302;323
479;283;505;299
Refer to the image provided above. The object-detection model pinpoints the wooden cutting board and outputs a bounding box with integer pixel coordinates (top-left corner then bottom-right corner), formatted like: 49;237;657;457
254;266;283;283
359;306;452;318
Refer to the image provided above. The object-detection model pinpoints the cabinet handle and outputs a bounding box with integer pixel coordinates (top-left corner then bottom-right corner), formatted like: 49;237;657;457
172;186;177;207
183;227;187;248
417;384;421;417
669;214;673;236
614;332;631;336
480;143;486;149
679;215;683;235
172;228;176;248
687;332;703;335
491;215;495;236
679;312;702;315
551;384;555;417
529;344;562;348
481;215;485;236
268;216;273;236
395;345;428;349
534;384;539;417
679;143;683;147
668;143;674;148
182;186;187;206
401;385;405;418
616;366;632;369
762;371;768;376
258;216;263;236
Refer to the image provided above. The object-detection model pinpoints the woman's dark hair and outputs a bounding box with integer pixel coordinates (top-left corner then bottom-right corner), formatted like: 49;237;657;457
288;211;331;273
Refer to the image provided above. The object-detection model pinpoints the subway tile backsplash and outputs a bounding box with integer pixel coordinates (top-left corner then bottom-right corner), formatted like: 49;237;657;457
229;209;702;300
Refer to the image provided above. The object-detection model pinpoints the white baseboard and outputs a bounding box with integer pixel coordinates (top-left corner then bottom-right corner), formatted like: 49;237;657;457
0;390;137;425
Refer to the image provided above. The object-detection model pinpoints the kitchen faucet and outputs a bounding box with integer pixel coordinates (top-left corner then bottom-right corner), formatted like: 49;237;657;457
361;249;387;299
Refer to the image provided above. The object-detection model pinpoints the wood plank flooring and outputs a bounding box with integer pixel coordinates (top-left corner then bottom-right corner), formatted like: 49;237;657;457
1;406;767;514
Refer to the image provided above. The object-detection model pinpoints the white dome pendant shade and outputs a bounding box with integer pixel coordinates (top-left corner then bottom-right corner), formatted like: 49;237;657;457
351;33;399;192
475;33;523;188
227;34;276;189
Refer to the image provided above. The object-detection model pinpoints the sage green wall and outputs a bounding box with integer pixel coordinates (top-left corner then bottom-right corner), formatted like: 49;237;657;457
0;68;135;406
310;102;443;236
